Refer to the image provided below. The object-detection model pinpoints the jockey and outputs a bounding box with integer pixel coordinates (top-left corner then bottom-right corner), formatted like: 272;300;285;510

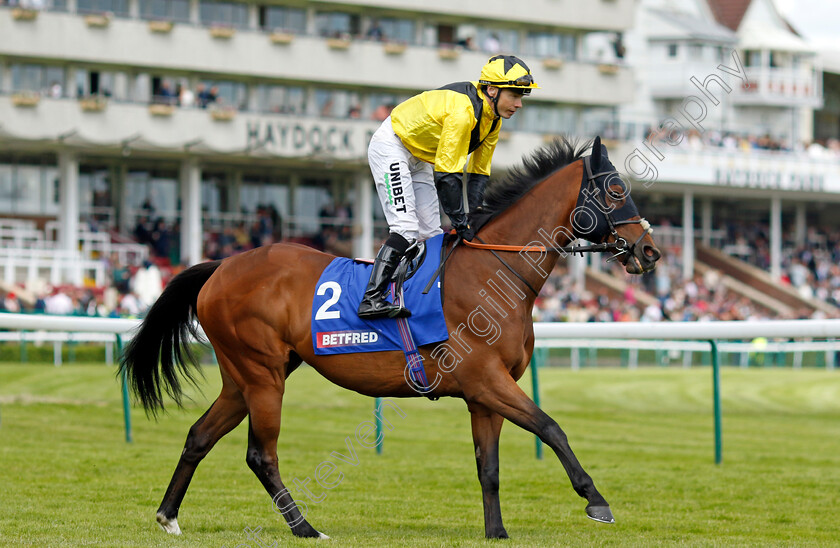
358;55;539;319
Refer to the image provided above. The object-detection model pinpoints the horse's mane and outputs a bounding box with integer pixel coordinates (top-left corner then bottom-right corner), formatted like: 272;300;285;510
480;136;592;222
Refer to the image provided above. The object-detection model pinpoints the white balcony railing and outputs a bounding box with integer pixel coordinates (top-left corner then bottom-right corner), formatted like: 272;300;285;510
647;61;822;108
731;66;823;107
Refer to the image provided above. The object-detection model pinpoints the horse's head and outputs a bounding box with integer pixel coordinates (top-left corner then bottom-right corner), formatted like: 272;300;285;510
573;136;660;274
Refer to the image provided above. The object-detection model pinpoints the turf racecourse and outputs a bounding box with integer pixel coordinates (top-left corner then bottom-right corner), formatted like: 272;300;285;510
1;362;839;547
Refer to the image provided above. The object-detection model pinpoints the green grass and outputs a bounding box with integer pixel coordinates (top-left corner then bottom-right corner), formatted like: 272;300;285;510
1;363;839;547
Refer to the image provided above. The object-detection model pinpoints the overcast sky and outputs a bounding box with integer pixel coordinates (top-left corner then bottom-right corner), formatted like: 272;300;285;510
775;0;840;48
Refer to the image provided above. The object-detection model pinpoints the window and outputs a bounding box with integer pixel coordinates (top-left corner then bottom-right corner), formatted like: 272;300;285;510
367;93;407;121
78;0;129;17
140;0;190;22
377;17;415;44
198;79;248;110
260;5;306;33
689;43;704;60
525;32;577;59
201;172;226;214
744;49;762;67
255;84;306;114
126;170;179;221
667;43;678;58
79;166;113;226
436;23;456;46
200;0;249;29
476;28;520;55
0;161;60;216
315;11;360;38
75;69;116;98
241;175;289;219
294;179;333;234
312;88;360;118
10;64;65;96
150;76;179;105
513;104;576;134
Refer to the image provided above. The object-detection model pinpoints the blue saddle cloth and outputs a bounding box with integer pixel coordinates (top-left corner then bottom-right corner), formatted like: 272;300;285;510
311;234;449;355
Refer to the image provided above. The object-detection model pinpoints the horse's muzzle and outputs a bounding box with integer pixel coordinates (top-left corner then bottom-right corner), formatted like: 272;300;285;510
623;241;660;274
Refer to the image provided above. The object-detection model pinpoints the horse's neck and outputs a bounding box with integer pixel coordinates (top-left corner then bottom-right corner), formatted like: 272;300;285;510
480;162;582;297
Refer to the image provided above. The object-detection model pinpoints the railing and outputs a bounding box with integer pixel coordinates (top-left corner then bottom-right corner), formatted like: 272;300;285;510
0;248;106;286
734;66;823;104
648;225;727;250
0;330;119;366
530;320;840;464
2;313;840;454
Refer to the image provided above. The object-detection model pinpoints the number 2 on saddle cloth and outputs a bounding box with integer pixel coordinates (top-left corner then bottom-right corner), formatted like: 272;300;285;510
310;234;450;391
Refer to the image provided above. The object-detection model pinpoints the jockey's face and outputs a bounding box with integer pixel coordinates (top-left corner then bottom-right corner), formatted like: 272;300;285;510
491;87;525;119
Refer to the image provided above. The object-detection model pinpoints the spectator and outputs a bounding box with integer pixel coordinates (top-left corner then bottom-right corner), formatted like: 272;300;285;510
612;32;626;59
482;33;501;54
179;84;195;107
366;20;385;41
372;102;395;121
156;80;177;105
457;36;475;50
3;292;21;313
132;260;163;310
197;83;216;108
49;81;62;98
45;288;74;315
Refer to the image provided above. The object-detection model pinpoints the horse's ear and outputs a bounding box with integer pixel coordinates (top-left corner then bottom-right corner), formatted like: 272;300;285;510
591;136;602;167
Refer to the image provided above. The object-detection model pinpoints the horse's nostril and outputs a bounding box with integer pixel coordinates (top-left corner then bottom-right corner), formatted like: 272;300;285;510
643;245;661;262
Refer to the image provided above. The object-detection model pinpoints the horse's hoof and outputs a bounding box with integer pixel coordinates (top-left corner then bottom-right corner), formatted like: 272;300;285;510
156;513;182;534
586;505;615;524
291;522;328;538
486;528;509;539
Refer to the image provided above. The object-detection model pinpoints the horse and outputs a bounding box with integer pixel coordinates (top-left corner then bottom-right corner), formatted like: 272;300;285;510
119;136;661;540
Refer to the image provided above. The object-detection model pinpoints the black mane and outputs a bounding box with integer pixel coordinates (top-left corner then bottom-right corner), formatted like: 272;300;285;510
480;136;591;220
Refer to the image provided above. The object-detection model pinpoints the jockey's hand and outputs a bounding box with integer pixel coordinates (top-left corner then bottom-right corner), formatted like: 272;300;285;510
457;224;475;242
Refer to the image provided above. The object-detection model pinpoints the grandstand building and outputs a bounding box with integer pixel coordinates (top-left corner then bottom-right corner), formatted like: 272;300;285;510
0;0;636;277
615;0;839;287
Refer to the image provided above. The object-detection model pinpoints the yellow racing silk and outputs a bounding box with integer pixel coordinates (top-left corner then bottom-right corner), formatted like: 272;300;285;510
390;81;500;177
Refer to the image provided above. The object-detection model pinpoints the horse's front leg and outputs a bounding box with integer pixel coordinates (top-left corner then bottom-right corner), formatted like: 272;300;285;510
467;402;507;539
468;369;614;524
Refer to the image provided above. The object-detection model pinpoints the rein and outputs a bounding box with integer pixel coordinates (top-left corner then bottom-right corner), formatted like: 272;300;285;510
423;155;655;297
461;237;628;255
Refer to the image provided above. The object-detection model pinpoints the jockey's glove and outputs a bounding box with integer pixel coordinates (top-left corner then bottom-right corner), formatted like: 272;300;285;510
457;224;475;241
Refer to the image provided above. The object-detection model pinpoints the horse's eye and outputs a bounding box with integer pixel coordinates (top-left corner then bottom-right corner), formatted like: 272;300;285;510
608;188;624;200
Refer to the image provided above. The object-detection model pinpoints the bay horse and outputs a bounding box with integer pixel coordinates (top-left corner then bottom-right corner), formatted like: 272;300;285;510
120;136;660;539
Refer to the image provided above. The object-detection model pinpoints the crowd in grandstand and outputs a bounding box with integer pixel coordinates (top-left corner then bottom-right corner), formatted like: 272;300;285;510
647;127;840;158
2;210;840;321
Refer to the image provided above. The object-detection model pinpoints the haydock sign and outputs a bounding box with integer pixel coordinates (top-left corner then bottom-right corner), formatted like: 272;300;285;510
246;118;377;159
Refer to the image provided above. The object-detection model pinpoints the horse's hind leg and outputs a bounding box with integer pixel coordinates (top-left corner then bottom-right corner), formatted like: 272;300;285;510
245;384;327;539
156;378;247;534
470;370;614;524
468;402;507;539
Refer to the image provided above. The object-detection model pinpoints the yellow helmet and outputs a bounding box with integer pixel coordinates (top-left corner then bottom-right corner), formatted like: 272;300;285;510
478;55;540;94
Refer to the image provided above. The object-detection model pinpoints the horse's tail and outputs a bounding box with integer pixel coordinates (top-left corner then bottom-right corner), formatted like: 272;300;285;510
118;260;222;416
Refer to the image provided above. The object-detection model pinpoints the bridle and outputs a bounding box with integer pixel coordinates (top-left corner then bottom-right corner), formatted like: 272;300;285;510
447;155;654;296
579;154;653;264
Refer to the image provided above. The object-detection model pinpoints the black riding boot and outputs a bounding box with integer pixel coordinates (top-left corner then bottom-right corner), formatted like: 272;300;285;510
358;236;411;319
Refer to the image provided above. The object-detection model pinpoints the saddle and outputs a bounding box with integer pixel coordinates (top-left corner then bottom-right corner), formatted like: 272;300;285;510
354;240;428;303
